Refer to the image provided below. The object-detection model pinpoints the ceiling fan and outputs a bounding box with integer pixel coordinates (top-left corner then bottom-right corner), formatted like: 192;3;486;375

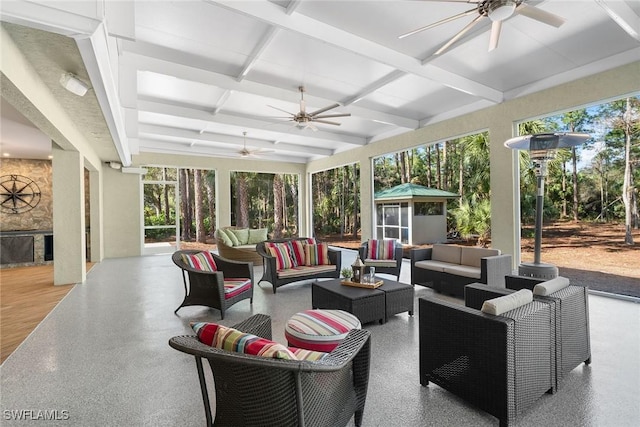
268;86;351;131
237;131;273;158
399;0;566;55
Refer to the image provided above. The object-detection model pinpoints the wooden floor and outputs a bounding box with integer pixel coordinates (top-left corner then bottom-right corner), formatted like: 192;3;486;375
0;264;92;364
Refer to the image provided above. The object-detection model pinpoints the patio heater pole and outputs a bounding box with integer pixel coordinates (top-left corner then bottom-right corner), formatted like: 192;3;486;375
505;132;591;279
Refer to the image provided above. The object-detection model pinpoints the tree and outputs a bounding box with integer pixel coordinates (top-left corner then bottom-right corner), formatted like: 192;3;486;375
193;170;206;243
273;174;284;238
235;172;249;228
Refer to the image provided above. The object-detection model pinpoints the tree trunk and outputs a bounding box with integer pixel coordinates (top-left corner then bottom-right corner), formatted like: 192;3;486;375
194;170;206;243
162;168;170;223
273;174;284;238
427;145;432;187
180;169;192;241
571;146;579;222
622;97;634;244
436;143;441;189
205;172;215;237
236;173;249;228
352;163;359;239
289;176;298;236
561;162;567;218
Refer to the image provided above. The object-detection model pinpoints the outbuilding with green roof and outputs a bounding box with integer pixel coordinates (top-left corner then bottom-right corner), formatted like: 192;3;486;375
374;183;459;245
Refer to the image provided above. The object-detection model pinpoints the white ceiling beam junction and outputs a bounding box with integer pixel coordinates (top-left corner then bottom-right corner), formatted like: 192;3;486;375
208;0;503;104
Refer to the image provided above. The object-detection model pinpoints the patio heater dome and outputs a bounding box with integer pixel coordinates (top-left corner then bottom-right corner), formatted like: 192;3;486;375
505;132;591;279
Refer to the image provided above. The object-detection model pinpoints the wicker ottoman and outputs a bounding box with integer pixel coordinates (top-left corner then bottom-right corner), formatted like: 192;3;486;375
284;309;362;352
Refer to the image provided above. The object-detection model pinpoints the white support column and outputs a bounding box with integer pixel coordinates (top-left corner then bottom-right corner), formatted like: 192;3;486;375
360;157;373;241
489;123;519;269
89;168;103;262
52;147;86;285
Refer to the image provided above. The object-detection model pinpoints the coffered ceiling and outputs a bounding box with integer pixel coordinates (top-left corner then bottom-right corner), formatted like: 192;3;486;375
1;0;639;165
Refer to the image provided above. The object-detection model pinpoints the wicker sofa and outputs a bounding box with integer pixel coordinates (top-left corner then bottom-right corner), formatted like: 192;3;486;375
411;243;512;298
419;296;556;427
214;227;267;265
169;314;371;427
257;238;341;293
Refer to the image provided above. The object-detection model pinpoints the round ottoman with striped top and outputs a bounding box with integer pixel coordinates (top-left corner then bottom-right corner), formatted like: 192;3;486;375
284;309;362;352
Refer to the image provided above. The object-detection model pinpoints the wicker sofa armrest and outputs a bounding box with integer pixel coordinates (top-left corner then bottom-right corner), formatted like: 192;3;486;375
411;247;433;263
232;313;272;339
327;246;342;271
480;254;513;287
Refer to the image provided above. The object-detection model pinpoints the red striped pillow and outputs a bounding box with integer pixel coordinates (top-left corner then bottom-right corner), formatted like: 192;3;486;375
367;239;396;260
267;243;294;271
182;251;218;271
305;243;330;266
215;325;296;360
288;240;306;266
190;322;221;346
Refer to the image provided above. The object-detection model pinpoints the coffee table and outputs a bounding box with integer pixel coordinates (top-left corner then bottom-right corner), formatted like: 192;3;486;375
312;278;414;324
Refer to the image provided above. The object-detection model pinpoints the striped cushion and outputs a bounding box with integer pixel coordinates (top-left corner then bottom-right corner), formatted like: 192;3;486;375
190;321;222;346
182;251;217;272
215;325;296;360
289;347;328;361
364;259;397;268
267;243;294;271
305;243;330;266
367;239;396;260
223;278;252;299
288;240;306;267
285;309;361;352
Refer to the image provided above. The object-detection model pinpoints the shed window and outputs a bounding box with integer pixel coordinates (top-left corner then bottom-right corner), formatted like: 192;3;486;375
415;202;443;216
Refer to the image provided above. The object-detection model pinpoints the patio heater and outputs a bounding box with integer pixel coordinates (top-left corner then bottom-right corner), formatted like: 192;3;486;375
504;132;590;279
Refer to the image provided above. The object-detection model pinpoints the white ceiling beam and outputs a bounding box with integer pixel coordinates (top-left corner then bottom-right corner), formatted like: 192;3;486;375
284;0;303;16
137;98;367;146
137;139;309;164
208;0;503;103
122;42;419;129
341;70;408;106
595;0;640;41
138;123;335;157
236;27;279;81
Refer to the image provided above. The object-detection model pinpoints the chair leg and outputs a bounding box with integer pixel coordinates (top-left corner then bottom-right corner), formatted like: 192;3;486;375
354;409;363;427
195;357;213;427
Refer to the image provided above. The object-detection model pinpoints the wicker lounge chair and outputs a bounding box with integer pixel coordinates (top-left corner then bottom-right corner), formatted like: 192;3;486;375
358;240;403;280
169;314;372;427
419;296;556;427
172;250;253;319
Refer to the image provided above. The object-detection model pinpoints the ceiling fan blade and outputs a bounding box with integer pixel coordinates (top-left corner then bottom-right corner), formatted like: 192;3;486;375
399;7;478;39
313;119;342;126
309;103;341;116
268;105;295;116
434;14;485;55
313;113;351;119
488;20;502;52
516;4;565;28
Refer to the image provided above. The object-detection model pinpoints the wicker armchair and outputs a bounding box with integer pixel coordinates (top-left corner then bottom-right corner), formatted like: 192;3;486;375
172;250;253;319
169;314;372;427
465;277;591;390
358;240;403;280
419;296;556;427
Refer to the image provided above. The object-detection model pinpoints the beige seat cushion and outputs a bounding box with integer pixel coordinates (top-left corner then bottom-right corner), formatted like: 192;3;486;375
277;265;336;279
460;247;500;268
432;244;462;265
414;260;454;273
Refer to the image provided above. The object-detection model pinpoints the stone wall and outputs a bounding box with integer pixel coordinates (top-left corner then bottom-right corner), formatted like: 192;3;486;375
0;158;53;231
